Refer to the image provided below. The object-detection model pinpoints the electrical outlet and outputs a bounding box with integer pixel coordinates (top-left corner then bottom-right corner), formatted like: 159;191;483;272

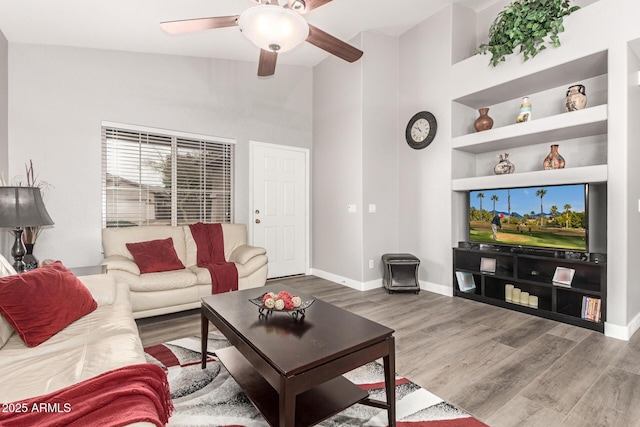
369;259;374;269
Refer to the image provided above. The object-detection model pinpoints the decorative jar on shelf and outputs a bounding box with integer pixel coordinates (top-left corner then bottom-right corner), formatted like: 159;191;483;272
474;108;494;132
565;84;587;111
494;153;515;174
516;96;532;123
543;144;566;170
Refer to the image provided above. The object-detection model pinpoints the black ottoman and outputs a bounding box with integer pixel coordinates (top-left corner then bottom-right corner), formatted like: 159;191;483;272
382;253;420;294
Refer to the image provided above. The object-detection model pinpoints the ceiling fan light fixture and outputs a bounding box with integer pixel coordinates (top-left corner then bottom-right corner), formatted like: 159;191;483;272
238;5;309;53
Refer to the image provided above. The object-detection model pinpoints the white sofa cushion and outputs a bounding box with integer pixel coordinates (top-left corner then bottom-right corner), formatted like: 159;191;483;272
79;274;117;306
231;245;267;264
129;270;198;292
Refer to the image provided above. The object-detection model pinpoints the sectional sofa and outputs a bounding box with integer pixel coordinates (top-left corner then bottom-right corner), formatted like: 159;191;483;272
0;256;170;426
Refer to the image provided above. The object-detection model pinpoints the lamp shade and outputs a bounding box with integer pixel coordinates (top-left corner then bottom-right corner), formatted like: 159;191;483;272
238;5;309;53
0;187;54;228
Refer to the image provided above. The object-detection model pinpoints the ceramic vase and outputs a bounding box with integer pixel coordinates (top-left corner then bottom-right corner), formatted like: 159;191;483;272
565;84;587;111
474;108;494;132
543;144;566;170
516;96;532;123
23;243;38;271
494;153;515;174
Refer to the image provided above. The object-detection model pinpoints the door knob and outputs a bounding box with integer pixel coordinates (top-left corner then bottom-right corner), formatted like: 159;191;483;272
255;219;261;224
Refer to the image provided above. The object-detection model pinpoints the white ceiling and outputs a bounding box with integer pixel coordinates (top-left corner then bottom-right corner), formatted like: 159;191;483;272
0;0;498;67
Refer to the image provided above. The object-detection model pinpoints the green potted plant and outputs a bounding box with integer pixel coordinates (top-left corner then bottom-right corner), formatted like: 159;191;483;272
476;0;580;67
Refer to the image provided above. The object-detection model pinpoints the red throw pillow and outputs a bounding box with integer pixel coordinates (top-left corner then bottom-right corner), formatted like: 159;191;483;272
0;261;98;347
126;237;185;274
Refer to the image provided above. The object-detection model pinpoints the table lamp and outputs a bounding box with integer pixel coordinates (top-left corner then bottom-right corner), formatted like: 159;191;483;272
0;187;54;272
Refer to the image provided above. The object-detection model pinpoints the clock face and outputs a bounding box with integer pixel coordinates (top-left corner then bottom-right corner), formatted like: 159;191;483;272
405;111;437;149
411;118;431;142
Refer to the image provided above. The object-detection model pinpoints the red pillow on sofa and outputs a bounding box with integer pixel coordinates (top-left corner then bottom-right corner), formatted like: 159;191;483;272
126;237;185;274
0;261;98;347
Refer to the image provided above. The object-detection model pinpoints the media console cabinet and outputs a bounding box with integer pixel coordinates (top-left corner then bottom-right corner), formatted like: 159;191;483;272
453;247;606;332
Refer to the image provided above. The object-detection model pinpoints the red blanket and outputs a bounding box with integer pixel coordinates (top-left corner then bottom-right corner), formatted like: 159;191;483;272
189;222;238;293
0;363;173;427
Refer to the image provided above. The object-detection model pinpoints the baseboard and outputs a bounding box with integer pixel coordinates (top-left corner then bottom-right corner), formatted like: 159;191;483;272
310;269;376;291
310;268;454;296
420;280;453;297
605;311;640;341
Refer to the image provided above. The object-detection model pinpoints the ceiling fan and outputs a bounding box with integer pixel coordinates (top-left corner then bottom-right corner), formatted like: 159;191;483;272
160;0;363;77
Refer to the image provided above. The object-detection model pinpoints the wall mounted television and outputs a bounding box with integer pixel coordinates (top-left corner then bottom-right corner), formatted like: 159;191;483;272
469;183;588;252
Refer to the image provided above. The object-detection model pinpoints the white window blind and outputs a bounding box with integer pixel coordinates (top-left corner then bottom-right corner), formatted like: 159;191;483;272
102;125;234;227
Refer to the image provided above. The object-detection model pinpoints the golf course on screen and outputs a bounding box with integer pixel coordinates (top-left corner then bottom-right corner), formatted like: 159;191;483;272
469;184;587;251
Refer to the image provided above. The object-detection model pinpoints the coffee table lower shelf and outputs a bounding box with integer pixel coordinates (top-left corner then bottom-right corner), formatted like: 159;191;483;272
215;346;369;427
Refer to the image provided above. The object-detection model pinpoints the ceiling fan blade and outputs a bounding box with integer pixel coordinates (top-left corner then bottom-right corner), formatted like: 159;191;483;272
258;49;278;77
306;25;363;63
160;16;239;34
288;0;333;14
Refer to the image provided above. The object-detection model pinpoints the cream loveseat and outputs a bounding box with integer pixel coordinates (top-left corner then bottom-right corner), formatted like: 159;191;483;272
102;223;268;318
0;256;162;426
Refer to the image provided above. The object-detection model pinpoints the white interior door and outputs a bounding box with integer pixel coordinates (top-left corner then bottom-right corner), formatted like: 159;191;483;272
251;142;308;279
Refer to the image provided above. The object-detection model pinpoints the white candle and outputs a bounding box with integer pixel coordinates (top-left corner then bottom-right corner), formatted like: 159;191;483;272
520;291;529;306
512;288;521;305
505;284;514;302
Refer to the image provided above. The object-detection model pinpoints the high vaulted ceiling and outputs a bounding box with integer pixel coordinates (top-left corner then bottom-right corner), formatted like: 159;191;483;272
0;0;498;67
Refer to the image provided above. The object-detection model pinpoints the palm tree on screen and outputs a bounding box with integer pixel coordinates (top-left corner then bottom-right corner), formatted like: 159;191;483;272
491;194;499;213
564;203;572;228
536;189;547;226
477;193;485;213
550;205;558;220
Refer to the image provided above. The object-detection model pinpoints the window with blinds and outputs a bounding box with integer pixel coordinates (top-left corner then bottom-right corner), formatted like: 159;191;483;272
102;125;234;228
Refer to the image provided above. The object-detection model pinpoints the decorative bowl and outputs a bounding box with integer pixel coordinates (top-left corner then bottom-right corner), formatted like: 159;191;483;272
249;292;314;318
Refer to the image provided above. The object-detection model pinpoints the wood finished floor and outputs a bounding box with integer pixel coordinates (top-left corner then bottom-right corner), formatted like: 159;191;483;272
136;275;640;427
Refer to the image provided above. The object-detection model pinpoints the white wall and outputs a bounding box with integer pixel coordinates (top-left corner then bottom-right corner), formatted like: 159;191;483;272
398;7;454;292
6;43;312;267
0;30;8;255
312;32;400;287
312;35;364;283
621;3;640;335
361;32;400;283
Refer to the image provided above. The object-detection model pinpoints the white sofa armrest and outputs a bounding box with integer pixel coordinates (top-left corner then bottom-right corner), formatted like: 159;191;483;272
78;274;117;306
102;255;140;275
230;245;267;265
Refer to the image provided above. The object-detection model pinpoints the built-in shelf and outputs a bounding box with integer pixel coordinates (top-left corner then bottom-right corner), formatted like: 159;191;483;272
451;50;608;108
452;164;608;191
452;105;608;154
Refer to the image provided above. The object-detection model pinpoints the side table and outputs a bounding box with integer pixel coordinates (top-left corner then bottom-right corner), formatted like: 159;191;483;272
69;265;107;276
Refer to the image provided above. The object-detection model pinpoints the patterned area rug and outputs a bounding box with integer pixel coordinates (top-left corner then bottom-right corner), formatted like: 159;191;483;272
144;333;487;426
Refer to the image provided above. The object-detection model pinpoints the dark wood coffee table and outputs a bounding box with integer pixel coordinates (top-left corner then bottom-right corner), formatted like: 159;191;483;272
201;285;396;427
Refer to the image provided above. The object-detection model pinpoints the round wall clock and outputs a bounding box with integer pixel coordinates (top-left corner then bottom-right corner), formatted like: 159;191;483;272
405;111;437;149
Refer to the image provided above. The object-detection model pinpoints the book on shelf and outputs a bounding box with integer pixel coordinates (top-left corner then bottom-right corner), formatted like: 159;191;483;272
552;266;575;288
581;296;601;323
455;271;476;293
